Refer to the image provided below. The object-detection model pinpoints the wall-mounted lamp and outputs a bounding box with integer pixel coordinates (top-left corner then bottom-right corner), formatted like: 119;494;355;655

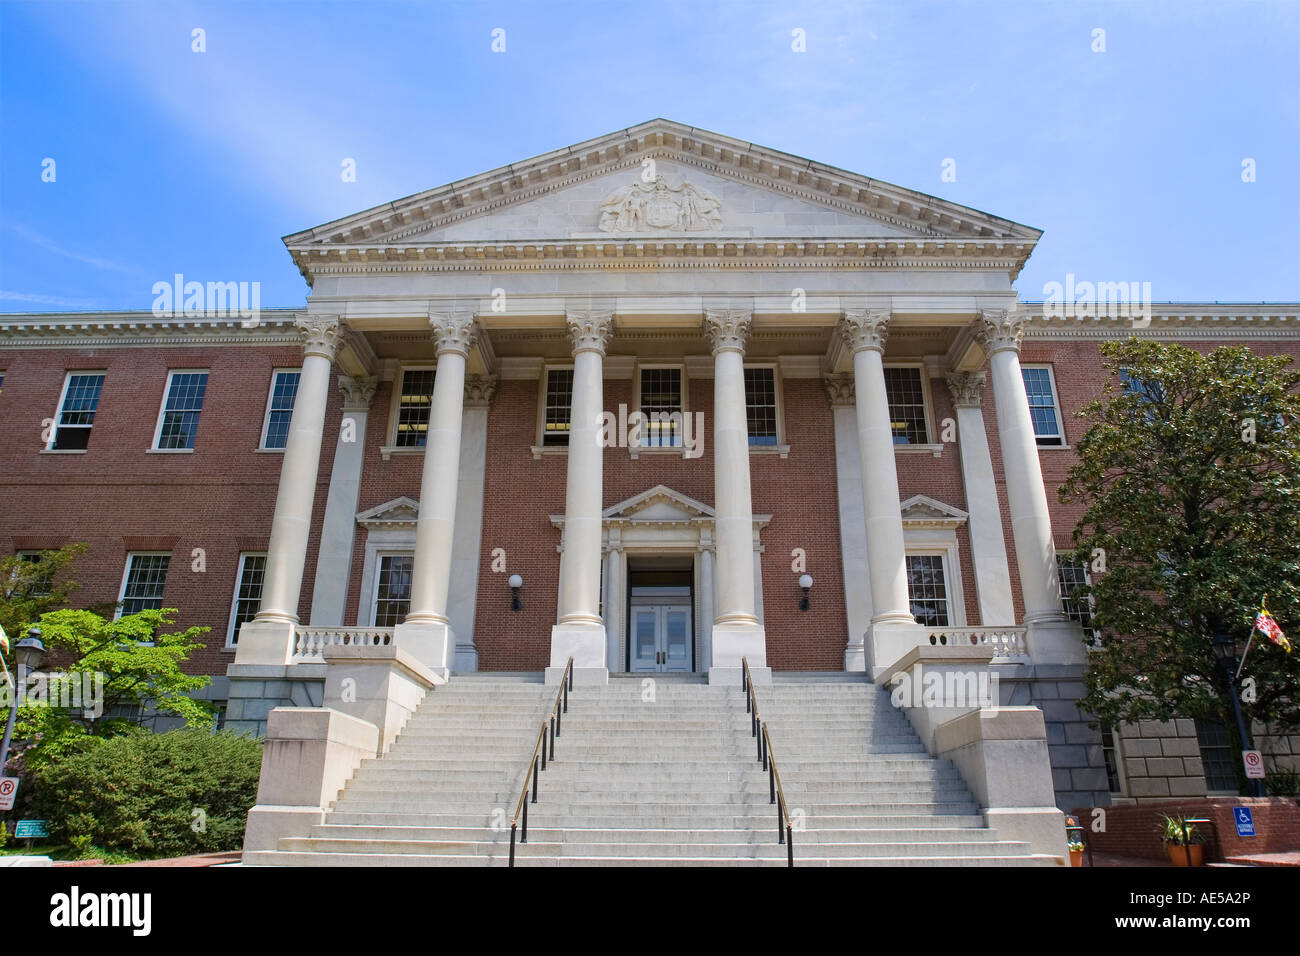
508;574;524;612
798;574;813;611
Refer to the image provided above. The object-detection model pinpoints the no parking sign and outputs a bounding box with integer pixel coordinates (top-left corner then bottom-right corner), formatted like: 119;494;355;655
0;776;17;811
1243;749;1266;779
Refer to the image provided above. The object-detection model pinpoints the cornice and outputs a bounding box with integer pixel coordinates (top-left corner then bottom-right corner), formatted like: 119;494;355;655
1018;308;1300;340
0;313;302;350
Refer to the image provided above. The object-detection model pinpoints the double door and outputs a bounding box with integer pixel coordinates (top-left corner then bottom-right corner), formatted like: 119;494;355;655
629;603;692;672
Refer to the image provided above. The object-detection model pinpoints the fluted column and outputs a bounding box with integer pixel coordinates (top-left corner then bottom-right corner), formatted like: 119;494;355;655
977;309;1084;664
840;310;923;672
395;310;475;677
548;310;612;685
236;313;342;665
704;309;769;684
945;371;1015;625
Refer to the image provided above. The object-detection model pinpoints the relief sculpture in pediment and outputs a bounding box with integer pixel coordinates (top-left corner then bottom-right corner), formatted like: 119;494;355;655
598;173;724;233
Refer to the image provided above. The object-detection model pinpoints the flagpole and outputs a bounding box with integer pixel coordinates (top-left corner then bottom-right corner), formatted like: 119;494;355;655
1235;630;1255;681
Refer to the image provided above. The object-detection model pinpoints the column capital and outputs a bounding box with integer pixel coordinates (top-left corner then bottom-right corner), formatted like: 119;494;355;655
295;313;343;360
975;309;1027;355
463;374;498;408
839;310;890;354
703;308;752;354
337;374;378;411
822;372;856;406
565;310;614;356
944;370;987;409
429;311;477;356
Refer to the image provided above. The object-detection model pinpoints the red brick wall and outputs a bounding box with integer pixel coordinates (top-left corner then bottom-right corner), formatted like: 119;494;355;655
1071;797;1300;860
0;344;338;677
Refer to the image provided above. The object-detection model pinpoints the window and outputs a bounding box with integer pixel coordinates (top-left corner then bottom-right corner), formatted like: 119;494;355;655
638;367;682;447
227;553;267;645
15;551;53;597
49;372;106;450
1195;718;1238;793
374;554;413;626
745;367;779;446
884;367;929;445
394;369;436;447
154;371;209;450
119;553;170;617
542;368;573;446
0;371;5;395
1100;725;1122;794
1057;556;1096;636
1022;366;1064;446
260;370;300;450
906;554;950;627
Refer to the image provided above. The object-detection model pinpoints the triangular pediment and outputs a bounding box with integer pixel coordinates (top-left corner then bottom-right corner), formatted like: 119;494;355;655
286;119;1040;255
900;494;968;525
356;496;421;529
603;485;714;521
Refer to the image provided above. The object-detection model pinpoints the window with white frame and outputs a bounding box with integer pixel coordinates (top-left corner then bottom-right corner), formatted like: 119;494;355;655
119;553;170;616
260;370;301;450
15;551;53;597
884;367;929;445
393;369;436;447
745;366;779;446
374;554;413;626
906;554;950;626
154;371;209;450
638;366;683;447
541;367;573;447
1056;555;1095;635
49;371;106;450
1022;365;1065;446
0;370;6;395
227;553;267;645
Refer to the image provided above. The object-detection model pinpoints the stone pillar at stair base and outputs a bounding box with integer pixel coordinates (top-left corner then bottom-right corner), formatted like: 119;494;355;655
867;619;929;682
546;624;609;685
934;707;1069;861
241;707;379;857
708;624;771;686
392;621;455;682
321;644;442;754
876;644;997;751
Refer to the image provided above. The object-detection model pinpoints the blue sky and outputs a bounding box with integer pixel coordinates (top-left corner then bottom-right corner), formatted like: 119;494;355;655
1;0;1296;312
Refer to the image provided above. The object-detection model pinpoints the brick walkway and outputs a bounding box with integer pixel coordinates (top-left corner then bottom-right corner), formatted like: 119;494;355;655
51;851;241;867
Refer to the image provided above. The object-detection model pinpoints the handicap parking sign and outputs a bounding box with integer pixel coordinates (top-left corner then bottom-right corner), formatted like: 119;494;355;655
1234;807;1255;837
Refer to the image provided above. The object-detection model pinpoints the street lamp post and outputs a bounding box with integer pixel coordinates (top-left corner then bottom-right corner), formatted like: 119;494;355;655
0;627;46;774
1212;630;1265;798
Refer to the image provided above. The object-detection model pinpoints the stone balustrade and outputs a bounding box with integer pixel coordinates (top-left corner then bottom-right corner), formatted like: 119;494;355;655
293;626;395;661
924;626;1028;660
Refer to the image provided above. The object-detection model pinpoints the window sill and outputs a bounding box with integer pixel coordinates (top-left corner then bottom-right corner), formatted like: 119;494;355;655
254;447;286;454
895;443;944;458
146;448;195;454
379;445;424;462
40;448;87;455
628;445;705;460
530;444;569;460
1037;443;1073;451
749;444;791;459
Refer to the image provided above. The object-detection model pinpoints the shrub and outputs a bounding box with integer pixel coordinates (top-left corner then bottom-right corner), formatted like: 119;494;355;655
31;729;263;858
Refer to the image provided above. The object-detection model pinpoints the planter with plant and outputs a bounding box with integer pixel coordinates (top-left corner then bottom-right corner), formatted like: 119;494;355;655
1158;813;1206;866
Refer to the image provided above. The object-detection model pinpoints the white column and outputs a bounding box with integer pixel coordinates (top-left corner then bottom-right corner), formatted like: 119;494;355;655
840;310;924;673
547;310;612;685
309;374;377;626
449;375;495;672
394;310;475;678
704;309;769;684
977;310;1084;664
945;371;1016;625
698;537;716;672
825;373;873;671
235;313;342;665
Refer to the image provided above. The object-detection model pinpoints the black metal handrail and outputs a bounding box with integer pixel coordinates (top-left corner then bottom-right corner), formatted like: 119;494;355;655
742;656;794;867
508;656;574;867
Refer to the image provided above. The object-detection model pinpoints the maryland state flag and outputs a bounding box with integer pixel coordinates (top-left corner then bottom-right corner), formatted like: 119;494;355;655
1254;608;1292;653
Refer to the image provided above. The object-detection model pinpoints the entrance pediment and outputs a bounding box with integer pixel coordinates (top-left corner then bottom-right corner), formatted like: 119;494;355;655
603;485;713;522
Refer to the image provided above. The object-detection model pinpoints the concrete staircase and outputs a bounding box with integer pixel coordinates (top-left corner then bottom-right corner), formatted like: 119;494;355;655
243;672;1058;866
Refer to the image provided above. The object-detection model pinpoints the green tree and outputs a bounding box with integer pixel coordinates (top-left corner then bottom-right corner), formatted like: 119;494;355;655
1061;339;1300;791
0;543;113;641
8;608;213;772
